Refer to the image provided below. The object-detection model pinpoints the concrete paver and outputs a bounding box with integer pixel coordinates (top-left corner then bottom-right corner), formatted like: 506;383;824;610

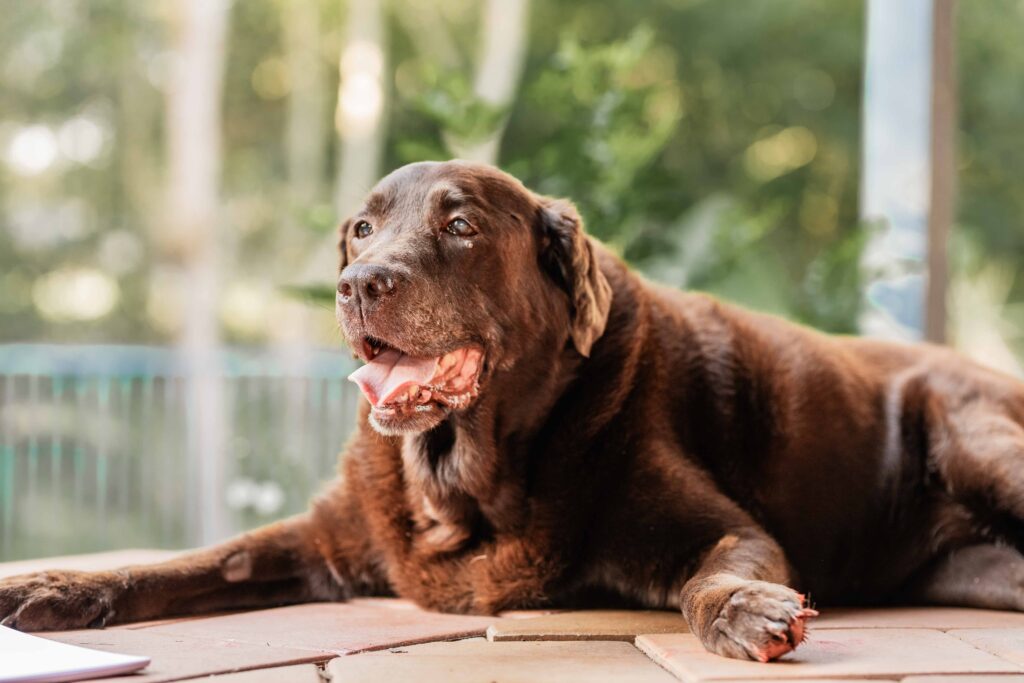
901;676;1024;682
635;629;1021;681
487;609;689;642
196;664;324;682
815;607;1024;631
327;637;679;683
137;599;499;655
41;627;331;683
948;630;1024;668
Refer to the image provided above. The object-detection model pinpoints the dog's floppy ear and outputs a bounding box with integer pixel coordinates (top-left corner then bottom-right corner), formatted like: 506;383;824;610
337;218;351;273
537;197;613;357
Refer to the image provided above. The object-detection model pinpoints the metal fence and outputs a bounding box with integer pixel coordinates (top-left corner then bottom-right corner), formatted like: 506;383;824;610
0;345;361;561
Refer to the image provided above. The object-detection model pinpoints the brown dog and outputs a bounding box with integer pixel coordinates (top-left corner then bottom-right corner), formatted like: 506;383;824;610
3;160;1024;662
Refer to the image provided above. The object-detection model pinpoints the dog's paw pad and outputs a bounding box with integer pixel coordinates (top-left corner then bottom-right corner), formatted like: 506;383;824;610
711;582;818;662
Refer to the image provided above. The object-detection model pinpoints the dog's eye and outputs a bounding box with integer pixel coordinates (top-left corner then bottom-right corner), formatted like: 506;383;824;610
354;221;373;238
446;218;477;237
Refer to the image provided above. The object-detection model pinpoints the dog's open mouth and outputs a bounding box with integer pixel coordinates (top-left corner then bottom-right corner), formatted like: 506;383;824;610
348;337;483;416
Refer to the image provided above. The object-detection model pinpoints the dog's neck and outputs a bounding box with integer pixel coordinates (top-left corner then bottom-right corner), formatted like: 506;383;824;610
401;340;582;553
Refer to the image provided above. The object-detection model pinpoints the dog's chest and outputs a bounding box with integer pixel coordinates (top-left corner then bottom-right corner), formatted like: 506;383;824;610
399;436;481;554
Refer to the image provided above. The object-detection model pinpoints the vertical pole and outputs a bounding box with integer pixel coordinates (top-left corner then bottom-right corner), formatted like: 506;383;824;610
859;0;955;342
926;0;956;343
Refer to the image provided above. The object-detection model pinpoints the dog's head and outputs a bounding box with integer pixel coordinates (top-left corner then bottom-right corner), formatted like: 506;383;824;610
336;161;612;436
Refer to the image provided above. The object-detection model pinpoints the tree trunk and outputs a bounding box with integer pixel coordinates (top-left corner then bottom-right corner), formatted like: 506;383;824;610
165;0;231;546
285;0;327;210
333;0;387;217
278;0;329;462
451;0;530;165
300;0;389;284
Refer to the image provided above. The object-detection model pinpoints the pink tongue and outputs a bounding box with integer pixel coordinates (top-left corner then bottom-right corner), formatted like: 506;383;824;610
348;349;439;407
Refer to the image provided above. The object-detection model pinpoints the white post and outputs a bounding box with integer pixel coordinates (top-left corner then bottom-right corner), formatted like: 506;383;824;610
859;0;954;343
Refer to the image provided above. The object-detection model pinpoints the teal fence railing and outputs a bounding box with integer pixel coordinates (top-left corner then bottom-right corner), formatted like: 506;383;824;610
0;344;360;561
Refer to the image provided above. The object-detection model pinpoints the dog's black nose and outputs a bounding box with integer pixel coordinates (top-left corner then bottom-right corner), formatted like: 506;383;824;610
338;264;397;303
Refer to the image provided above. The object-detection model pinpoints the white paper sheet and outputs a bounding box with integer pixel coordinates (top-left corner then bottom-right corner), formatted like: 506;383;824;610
0;626;149;683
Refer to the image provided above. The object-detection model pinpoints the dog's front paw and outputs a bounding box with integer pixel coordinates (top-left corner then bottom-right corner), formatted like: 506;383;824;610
706;581;817;662
0;570;126;631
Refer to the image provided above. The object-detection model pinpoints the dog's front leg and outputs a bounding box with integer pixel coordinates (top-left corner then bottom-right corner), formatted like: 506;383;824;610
0;502;379;631
679;529;817;662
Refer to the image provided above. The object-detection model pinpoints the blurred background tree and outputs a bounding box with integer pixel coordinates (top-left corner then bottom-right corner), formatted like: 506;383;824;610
2;0;1023;559
1;0;1021;362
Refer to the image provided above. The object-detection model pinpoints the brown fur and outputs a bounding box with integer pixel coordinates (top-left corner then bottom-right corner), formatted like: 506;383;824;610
4;161;1024;662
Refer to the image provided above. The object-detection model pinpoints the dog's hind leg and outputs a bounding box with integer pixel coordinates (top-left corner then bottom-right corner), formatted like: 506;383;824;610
907;543;1024;610
933;400;1024;531
912;394;1024;611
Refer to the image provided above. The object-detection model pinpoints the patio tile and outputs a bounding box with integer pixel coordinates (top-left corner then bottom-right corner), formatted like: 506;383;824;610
40;627;331;683
948;630;1024;667
116;611;246;630
202;664;324;682
0;550;181;579
816;607;1024;631
351;597;559;619
327;637;679;682
487;609;688;642
902;677;1024;682
140;599;500;654
498;608;567;619
635;629;1020;681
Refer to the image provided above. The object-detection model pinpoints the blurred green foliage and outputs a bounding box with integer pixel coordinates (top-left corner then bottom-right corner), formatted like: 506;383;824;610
0;0;1022;351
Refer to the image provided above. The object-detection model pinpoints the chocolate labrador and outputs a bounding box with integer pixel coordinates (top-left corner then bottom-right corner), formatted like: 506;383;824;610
3;160;1024;662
